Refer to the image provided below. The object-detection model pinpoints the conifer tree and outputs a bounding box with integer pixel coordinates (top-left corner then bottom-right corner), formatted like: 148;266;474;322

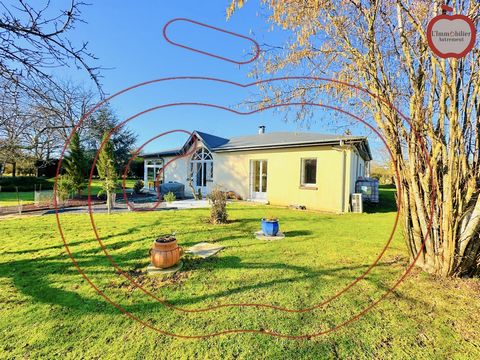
96;132;117;214
63;131;86;196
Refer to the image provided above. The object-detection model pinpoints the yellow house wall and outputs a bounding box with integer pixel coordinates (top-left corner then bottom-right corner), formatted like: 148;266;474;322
214;146;352;213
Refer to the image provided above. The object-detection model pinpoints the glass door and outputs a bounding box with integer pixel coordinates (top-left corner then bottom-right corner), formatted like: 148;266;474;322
251;160;268;200
191;161;209;196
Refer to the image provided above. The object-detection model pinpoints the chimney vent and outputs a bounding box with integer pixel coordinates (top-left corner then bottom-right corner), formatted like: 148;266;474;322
258;125;266;134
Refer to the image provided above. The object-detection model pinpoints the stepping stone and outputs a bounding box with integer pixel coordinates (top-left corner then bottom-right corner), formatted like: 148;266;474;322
186;242;224;258
254;231;285;241
147;260;183;275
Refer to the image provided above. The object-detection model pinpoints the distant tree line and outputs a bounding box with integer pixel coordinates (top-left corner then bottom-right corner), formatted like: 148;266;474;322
0;1;143;180
0;79;138;178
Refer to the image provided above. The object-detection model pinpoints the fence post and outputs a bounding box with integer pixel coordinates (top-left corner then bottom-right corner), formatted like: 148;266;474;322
16;186;22;215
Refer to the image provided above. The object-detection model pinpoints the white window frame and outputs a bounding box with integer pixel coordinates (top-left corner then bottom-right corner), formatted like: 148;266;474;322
189;148;213;195
250;159;268;200
144;158;164;190
300;158;317;187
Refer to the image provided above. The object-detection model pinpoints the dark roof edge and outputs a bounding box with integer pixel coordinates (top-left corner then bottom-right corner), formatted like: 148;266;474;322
143;150;182;158
213;138;369;153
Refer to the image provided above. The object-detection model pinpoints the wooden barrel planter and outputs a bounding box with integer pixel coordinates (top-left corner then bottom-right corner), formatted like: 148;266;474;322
150;235;183;269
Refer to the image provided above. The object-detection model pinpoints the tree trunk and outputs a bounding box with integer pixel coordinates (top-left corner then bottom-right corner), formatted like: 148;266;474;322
106;191;111;214
226;0;480;278
399;156;480;277
188;174;200;200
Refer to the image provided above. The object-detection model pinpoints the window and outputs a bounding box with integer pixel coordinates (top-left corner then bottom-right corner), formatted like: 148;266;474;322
145;158;164;190
190;147;213;187
301;158;317;186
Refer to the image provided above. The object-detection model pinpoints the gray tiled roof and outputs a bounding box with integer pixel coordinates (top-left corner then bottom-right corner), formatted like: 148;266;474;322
195;131;229;148
142;148;182;158
211;132;366;151
143;131;372;160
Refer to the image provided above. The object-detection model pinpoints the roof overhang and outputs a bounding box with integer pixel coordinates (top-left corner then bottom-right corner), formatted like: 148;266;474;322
213;137;372;161
143;150;182;158
142;133;373;161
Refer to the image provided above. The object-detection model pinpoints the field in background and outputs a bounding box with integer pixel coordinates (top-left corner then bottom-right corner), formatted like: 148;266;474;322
0;179;137;207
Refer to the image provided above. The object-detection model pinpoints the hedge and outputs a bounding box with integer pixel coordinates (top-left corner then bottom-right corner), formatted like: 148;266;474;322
0;177;54;192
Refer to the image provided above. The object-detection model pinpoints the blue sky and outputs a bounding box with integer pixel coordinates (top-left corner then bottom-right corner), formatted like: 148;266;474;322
51;0;383;159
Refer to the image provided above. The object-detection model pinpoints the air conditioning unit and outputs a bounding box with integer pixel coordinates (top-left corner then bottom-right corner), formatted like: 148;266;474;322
351;193;363;213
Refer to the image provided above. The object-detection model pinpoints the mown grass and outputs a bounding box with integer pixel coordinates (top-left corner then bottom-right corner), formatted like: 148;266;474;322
0;187;478;359
0;191;35;207
0;179;137;206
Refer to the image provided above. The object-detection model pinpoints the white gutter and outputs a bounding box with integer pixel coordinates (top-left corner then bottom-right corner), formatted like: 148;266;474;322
333;143;349;213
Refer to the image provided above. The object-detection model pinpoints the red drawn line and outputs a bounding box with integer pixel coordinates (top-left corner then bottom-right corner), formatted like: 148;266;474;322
53;76;436;339
88;102;401;315
162;18;260;65
119;130;198;212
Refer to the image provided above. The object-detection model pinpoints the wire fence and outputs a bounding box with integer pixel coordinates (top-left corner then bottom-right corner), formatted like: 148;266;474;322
0;186;75;215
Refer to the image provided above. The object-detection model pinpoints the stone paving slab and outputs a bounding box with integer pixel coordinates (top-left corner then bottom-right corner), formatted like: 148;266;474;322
186;242;225;258
146;260;183;275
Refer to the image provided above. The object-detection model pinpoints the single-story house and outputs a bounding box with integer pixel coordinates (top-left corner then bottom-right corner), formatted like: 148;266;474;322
142;127;372;213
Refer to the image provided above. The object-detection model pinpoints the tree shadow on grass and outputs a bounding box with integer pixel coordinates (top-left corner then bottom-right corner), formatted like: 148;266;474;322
3;221;156;255
0;255;117;314
0;248;437;322
166;255;430;310
283;230;313;237
0;210;430;321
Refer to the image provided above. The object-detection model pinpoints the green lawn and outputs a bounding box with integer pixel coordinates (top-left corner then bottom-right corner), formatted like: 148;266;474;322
0;191;35;207
0;188;478;359
0;179;137;207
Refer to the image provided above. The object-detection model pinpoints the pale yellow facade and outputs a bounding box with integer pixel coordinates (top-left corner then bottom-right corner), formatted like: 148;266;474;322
214;145;365;213
144;139;367;213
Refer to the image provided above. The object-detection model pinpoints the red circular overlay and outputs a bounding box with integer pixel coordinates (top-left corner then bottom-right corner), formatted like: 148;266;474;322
54;77;436;339
119;130;198;212
162;18;260;65
89;102;400;314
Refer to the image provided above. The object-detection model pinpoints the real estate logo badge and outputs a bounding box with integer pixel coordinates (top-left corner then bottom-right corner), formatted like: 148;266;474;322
427;5;476;59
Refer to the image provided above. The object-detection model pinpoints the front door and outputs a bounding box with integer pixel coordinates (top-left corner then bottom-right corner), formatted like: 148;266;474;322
251;160;268;200
192;161;208;196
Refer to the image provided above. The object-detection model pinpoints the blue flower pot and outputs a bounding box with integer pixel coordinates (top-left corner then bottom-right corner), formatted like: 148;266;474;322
261;218;279;236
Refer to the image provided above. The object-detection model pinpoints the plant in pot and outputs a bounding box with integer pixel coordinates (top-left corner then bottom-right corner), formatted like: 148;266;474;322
261;216;279;236
149;233;183;269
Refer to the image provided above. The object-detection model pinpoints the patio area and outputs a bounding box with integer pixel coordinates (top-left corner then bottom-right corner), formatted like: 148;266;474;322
43;198;211;215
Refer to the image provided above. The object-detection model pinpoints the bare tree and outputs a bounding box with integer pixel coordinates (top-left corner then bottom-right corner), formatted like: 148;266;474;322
0;81;31;175
32;80;96;142
0;0;101;92
0;79;96;175
229;0;480;277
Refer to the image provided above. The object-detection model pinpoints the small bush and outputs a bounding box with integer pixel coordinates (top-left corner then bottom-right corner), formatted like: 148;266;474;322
163;191;176;203
133;180;144;194
56;175;73;201
208;187;228;224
